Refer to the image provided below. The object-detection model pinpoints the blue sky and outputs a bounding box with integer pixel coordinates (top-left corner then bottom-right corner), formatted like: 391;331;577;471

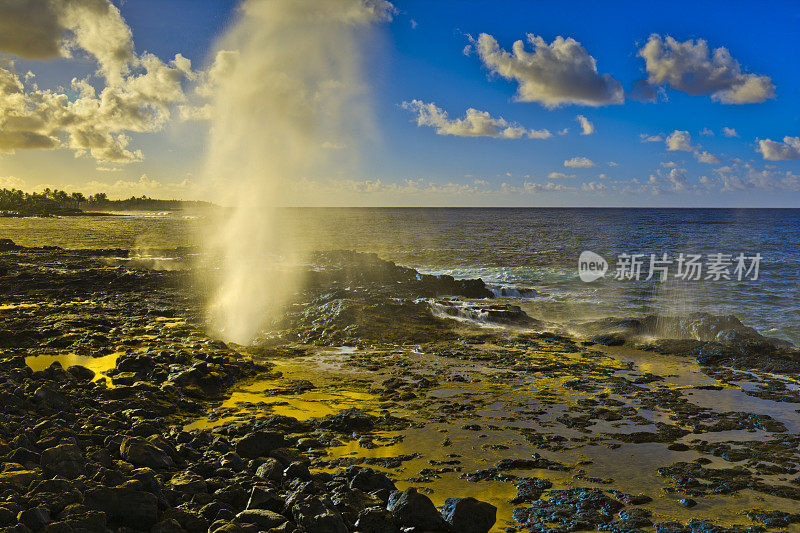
1;0;799;206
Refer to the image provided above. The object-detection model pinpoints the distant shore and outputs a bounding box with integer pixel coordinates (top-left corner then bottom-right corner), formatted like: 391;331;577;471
0;187;216;218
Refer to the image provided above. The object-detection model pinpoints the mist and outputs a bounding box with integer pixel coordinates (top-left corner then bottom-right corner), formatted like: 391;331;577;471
200;0;393;344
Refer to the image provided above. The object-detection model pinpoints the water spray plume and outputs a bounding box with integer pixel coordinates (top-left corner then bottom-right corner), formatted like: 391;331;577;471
201;0;394;344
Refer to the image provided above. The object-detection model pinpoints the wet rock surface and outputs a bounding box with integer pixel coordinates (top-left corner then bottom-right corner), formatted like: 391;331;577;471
0;242;798;532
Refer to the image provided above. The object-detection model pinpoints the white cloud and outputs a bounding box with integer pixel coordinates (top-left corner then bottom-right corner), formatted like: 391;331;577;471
582;181;607;192
558;128;569;135
644;167;691;193
0;0;193;164
700;127;714;136
638;34;775;104
695;151;721;164
757;136;800;161
666;168;689;191
401;100;551;139
576;114;594;135
640;134;662;143
661;161;678;168
564;156;595;168
712;162;800;191
0;176;26;189
665;130;693;151
548;172;574;179
83;174;196;198
287;177;574;198
471;33;623;107
722;127;738;137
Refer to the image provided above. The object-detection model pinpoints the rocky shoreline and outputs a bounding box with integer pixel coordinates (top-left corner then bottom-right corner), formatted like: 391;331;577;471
1;242;799;532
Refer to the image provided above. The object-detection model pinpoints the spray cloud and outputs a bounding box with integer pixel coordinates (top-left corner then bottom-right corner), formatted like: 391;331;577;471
201;0;393;343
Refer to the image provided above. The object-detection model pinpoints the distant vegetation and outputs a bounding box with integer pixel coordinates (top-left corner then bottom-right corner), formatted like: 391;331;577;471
0;188;214;217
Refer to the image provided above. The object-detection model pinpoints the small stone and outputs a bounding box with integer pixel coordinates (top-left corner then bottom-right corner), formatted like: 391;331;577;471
679;498;697;508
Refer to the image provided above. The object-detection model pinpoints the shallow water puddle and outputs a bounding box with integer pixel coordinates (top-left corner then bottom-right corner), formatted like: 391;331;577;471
187;343;800;531
688;386;800;433
184;352;379;430
25;351;120;381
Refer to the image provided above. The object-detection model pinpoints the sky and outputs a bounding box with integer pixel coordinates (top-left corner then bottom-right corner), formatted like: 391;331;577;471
1;0;800;206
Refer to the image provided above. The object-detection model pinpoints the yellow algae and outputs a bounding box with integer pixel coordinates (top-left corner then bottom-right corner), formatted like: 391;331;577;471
0;303;38;310
184;379;377;431
155;316;183;322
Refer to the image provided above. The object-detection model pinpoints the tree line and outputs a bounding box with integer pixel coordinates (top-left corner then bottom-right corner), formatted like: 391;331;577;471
0;188;212;216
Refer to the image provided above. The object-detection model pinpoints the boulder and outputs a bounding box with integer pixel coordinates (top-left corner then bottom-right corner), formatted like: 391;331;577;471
354;506;400;533
442;497;496;533
40;444;85;479
349;468;396;493
386;488;448;531
255;458;283;481
246;486;283;512
57;504;107;531
84;483;159;528
235;431;286;458
168;471;207;494
291;496;348;533
17;506;50;531
33;386;68;410
235;509;286;529
66;365;95;381
120;437;173;469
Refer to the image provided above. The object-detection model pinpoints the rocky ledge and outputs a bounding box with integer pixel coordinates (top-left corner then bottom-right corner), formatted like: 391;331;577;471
0;242;499;532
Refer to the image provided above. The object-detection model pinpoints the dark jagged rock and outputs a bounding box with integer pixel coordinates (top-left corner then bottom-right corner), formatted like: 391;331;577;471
577;313;798;370
513;488;624;530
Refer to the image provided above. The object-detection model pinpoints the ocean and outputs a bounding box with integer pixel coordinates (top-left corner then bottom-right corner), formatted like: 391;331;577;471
2;207;798;344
